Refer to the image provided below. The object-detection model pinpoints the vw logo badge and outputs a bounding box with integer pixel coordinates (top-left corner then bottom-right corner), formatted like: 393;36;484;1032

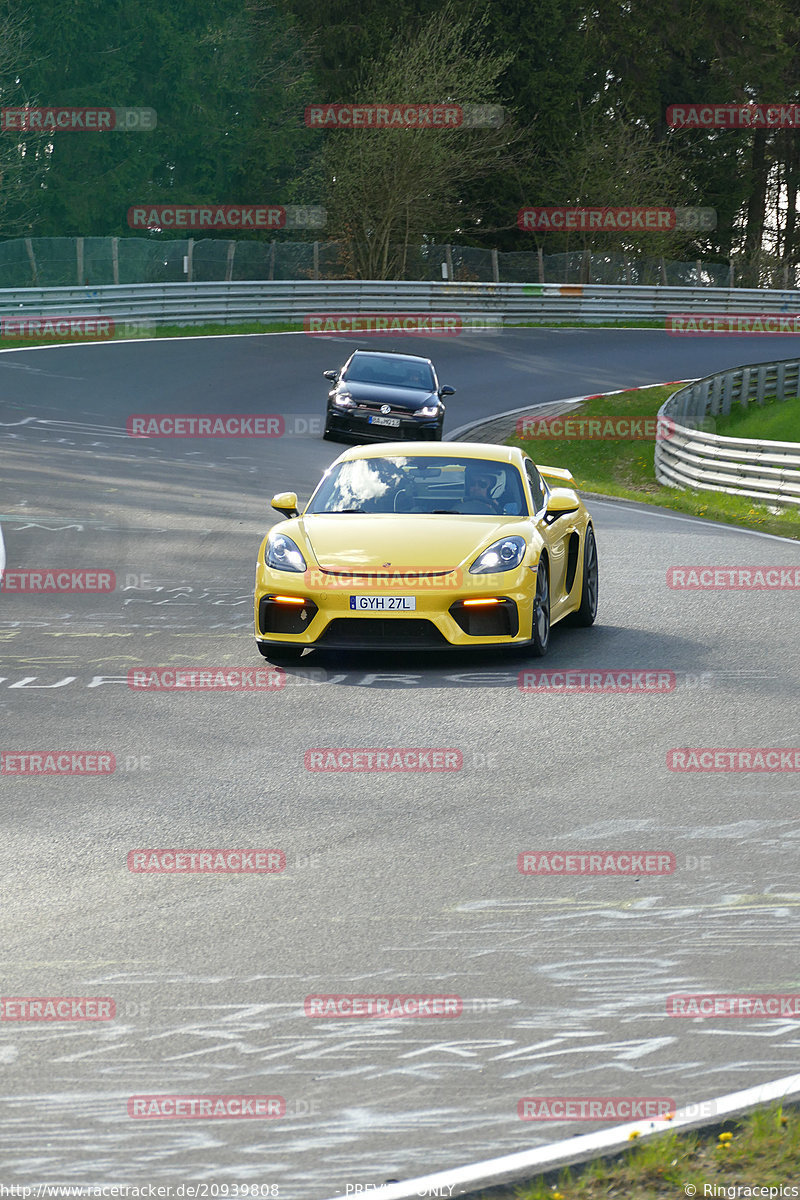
380;404;391;414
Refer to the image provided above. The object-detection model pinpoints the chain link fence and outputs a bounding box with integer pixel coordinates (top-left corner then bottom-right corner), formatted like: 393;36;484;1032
0;235;773;287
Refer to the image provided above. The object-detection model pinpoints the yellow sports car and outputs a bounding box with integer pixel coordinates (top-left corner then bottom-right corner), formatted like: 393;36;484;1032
254;442;597;660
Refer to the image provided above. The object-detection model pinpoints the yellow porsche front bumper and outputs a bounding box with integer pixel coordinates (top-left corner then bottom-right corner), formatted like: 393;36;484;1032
254;562;539;650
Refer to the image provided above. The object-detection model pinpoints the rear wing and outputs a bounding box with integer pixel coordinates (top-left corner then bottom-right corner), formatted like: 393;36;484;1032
536;464;576;487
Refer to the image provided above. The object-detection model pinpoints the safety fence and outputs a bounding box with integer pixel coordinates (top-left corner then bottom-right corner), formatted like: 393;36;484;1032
0;236;744;287
655;360;800;507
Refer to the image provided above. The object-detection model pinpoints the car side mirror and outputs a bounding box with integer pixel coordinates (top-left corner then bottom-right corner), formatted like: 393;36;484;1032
323;370;338;382
543;489;579;525
439;385;456;396
271;491;299;518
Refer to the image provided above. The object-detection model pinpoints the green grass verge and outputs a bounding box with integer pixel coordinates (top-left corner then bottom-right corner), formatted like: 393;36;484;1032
489;1102;800;1199
711;391;800;443
508;384;800;540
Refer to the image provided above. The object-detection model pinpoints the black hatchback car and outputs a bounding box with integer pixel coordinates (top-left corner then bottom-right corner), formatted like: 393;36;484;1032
322;349;455;442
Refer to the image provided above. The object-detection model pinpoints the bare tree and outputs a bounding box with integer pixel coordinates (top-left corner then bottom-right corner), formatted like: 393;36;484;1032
315;2;516;278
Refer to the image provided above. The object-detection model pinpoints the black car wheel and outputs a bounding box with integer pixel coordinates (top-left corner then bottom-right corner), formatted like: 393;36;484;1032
529;559;550;656
567;526;598;626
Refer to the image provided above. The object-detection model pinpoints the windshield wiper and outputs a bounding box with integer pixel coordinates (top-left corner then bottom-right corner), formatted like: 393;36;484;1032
431;508;461;514
333;506;365;513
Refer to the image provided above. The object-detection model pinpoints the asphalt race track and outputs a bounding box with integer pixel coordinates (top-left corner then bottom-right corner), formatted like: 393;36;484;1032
1;329;799;1196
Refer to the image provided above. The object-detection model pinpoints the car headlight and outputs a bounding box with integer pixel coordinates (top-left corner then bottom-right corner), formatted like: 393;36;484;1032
416;404;440;418
469;535;527;574
266;532;307;572
333;391;355;408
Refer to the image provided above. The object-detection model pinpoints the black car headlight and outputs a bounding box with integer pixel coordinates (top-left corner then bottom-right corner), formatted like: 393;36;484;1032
416;403;441;418
469;536;527;574
333;391;355;408
266;533;307;572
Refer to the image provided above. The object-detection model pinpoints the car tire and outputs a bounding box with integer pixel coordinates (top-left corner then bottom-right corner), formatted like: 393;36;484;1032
567;525;598;626
529;559;550;657
257;642;304;663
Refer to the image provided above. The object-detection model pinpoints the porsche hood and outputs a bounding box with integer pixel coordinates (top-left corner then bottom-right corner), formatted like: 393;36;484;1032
298;514;526;572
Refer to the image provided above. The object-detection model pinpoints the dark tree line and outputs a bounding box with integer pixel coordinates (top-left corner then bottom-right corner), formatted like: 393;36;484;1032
3;0;800;281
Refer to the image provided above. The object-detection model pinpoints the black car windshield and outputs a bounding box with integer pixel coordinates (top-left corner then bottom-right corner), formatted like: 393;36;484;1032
306;456;529;516
343;355;435;390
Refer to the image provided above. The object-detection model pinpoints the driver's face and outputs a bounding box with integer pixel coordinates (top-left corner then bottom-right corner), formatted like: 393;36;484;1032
467;475;492;496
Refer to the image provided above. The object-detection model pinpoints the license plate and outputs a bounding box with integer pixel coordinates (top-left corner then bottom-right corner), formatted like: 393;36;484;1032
349;596;416;611
369;415;400;427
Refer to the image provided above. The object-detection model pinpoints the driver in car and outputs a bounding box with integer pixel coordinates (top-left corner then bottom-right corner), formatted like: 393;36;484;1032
464;467;503;514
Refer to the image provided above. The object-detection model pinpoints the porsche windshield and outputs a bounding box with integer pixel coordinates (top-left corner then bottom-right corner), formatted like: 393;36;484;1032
306;456;529;515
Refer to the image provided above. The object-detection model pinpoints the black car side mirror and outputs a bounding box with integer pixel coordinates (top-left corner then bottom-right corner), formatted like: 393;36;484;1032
439;385;456;396
323;370;338;382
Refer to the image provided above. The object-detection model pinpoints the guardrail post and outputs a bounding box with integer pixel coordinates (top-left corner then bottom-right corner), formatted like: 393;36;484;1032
269;241;275;281
756;365;767;405
313;241;320;280
186;239;193;283
537;247;544;283
77;237;84;285
491;248;499;284
729;260;735;287
739;366;751;410
445;245;453;281
776;361;787;400
226;241;236;282
111;237;119;285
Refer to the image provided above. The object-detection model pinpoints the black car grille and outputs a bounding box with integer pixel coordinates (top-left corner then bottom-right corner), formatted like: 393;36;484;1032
318;618;449;648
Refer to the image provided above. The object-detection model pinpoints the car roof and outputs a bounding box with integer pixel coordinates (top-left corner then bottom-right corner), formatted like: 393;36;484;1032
335;441;526;467
348;349;434;365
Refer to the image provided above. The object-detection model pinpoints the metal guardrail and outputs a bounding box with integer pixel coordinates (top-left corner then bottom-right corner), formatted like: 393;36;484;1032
655;359;800;507
2;279;800;327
